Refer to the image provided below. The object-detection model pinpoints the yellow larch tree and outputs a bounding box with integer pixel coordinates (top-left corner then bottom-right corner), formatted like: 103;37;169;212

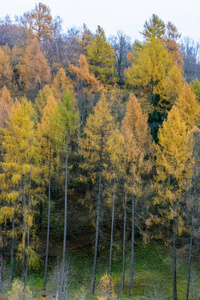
51;68;73;100
154;106;193;300
0;98;37;287
36;94;58;295
34;85;53;122
126;36;184;141
80;94;113;295
52;89;79;298
176;83;199;130
106;128;125;276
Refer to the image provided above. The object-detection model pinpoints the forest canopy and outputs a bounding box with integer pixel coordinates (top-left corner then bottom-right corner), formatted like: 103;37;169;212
0;4;200;300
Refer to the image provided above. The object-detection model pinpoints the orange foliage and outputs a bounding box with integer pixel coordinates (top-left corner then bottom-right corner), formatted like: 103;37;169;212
0;86;14;128
20;40;51;91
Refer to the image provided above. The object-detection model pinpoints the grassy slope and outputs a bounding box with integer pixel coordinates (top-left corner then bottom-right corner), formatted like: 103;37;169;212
3;242;200;299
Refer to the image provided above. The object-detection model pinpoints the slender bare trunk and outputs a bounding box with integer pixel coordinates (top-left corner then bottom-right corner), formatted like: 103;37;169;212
186;162;197;300
43;148;51;295
109;177;116;275
150;77;153;106
172;215;177;300
21;171;26;285
129;171;135;297
91;143;103;295
120;184;127;298
173;183;177;300
25;166;31;288
61;141;68;295
0;226;4;292
9;207;15;289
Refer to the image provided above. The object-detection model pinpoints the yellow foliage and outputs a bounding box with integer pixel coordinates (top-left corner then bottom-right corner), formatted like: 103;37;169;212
154;105;194;235
8;279;32;300
52;67;74;99
97;273;116;300
176;83;200;130
126;37;184;111
80;94;113;182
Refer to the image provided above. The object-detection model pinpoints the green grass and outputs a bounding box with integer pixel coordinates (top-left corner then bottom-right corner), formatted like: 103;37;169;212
3;242;200;299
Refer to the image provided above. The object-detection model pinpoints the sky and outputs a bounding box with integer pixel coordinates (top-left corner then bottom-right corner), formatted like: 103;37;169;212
1;0;200;42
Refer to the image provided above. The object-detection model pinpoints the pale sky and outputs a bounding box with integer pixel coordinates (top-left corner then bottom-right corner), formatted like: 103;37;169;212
1;0;200;42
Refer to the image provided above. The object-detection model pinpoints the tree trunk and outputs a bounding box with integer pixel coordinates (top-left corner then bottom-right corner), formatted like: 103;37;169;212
61;141;68;295
150;77;153;106
0;226;4;292
43;148;51;295
186;161;197;300
91;146;103;295
120;184;127;298
129;171;135;297
21;171;26;285
172;214;177;300
109;177;116;275
9;206;15;289
185;203;195;300
25;167;31;288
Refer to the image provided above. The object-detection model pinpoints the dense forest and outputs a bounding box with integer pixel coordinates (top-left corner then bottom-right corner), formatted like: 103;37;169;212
0;3;200;300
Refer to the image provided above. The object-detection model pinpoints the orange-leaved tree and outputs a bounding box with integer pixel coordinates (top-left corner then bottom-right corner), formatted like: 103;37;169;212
20;40;51;94
122;94;153;296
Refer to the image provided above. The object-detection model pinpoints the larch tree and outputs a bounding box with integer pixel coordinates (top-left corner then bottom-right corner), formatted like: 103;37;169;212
0;98;37;287
51;68;73;100
176;83;199;130
126;36;184;141
20;40;51;93
174;84;200;300
80;95;114;295
24;2;54;42
0;45;13;89
34;85;53;122
54;89;79;298
163;21;184;67
68;54;104;128
122;94;153;296
190;78;200;102
0;86;14;128
156;106;193;300
76;23;93;54
106;128;125;276
186;127;200;300
120;155;128;299
87;26;115;87
0;86;14;283
37;94;57;295
142;14;165;40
